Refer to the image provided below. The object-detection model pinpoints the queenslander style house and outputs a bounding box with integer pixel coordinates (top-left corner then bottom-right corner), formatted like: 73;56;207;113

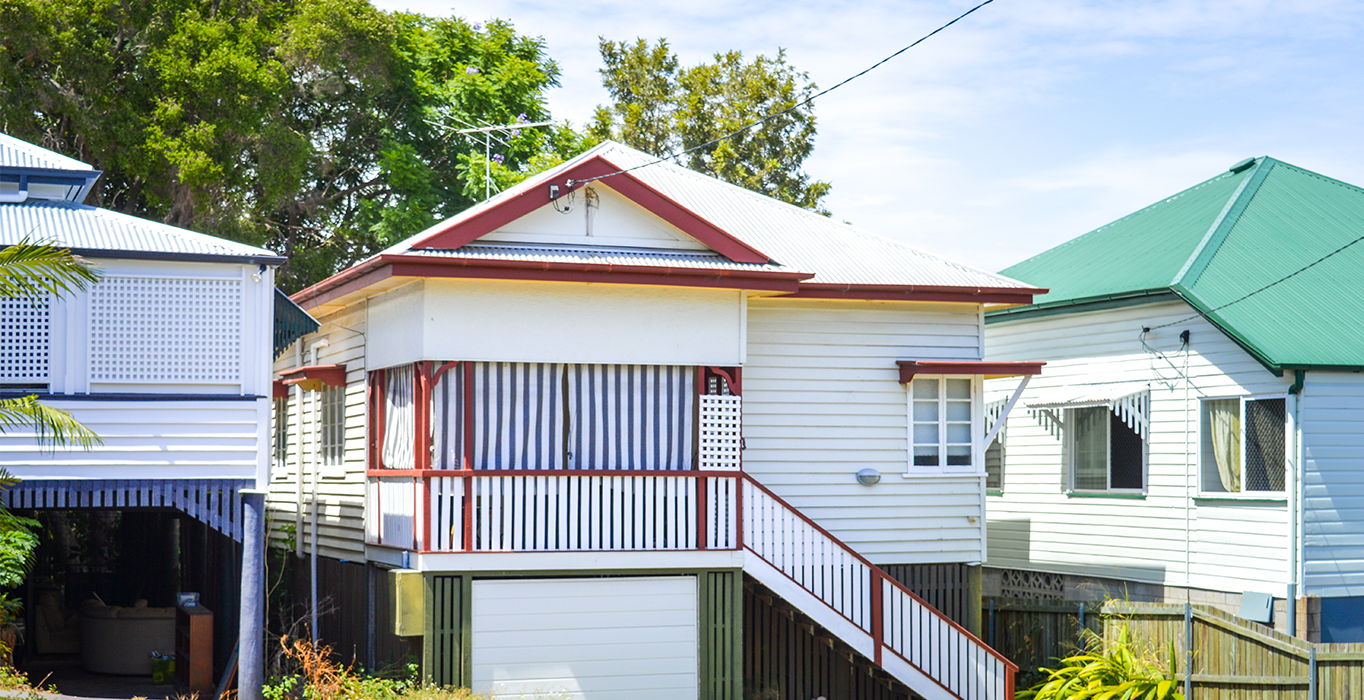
0;133;297;697
272;141;1045;700
982;156;1364;643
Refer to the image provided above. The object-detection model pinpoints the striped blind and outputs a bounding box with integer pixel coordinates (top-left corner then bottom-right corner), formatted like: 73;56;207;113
566;364;695;470
425;362;696;470
381;364;416;470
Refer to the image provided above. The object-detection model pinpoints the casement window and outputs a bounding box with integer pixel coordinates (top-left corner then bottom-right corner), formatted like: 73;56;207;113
908;376;977;472
272;397;289;471
319;384;345;467
0;297;50;391
1200;397;1286;494
1067;406;1144;492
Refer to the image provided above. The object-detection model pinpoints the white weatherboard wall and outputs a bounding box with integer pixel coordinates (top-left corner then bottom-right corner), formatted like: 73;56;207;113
742;298;986;565
471;576;699;700
985;300;1294;596
1300;372;1364;598
367;278;744;370
266;306;368;559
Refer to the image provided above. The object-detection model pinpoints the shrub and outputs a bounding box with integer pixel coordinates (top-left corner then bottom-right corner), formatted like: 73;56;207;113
1019;623;1185;700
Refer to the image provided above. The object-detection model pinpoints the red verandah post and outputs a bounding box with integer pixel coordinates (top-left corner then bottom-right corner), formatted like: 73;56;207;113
415;362;433;551
462;361;475;552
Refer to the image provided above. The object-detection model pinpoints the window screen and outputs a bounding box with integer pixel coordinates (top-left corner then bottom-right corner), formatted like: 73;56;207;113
1070;406;1144;491
1245;398;1286;492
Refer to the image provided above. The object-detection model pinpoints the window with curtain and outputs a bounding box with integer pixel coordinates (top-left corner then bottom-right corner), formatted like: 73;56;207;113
381;364;415;470
426;362;696;470
909;376;975;471
1201;396;1286;494
1067;406;1144;492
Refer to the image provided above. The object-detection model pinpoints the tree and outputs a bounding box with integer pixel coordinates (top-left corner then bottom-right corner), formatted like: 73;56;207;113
0;241;101;590
0;0;569;291
590;38;831;213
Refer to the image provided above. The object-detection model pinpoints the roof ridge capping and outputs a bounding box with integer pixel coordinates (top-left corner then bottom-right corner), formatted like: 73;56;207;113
1170;156;1273;288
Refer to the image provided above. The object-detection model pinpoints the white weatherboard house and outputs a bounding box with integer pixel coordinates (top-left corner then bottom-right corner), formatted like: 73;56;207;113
272;141;1045;700
982;156;1364;643
0;133;297;693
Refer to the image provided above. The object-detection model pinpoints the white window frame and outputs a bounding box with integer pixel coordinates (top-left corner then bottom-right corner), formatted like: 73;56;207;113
1065;404;1147;494
272;396;289;474
320;384;345;470
1198;394;1289;497
905;375;981;476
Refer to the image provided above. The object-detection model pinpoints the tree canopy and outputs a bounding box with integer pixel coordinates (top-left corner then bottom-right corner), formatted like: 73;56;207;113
590;38;831;214
0;0;577;290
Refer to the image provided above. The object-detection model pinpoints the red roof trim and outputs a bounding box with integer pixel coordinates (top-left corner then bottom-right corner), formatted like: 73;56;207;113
791;283;1047;305
281;364;348;390
272;379;288;400
407;155;771;264
896;360;1046;383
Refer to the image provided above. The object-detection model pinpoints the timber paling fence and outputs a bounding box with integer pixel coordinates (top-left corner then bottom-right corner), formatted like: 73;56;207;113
1103;602;1364;699
985;597;1103;685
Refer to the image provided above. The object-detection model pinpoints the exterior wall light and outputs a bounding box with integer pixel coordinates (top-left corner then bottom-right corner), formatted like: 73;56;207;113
856;468;881;486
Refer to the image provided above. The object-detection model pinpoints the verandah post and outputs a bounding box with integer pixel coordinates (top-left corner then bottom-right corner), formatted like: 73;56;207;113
415;362;433;550
463;361;475;551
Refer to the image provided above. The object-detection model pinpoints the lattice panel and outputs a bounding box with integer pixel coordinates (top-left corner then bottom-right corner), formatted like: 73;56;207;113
999;568;1065;600
90;277;242;383
0;298;50;383
699;394;742;470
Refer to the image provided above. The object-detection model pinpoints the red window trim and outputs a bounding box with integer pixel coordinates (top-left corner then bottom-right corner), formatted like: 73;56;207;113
896;360;1045;384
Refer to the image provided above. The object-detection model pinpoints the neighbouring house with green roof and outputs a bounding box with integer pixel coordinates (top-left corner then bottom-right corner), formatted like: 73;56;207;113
979;155;1364;643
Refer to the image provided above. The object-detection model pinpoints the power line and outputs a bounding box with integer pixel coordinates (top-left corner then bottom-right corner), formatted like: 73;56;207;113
568;0;997;187
1145;230;1364;332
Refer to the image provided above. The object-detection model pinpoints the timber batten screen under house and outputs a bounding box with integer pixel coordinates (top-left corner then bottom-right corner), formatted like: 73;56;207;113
0;132;298;696
273;141;1043;699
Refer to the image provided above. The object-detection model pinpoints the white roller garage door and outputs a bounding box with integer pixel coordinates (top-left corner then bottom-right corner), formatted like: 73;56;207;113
471;576;698;699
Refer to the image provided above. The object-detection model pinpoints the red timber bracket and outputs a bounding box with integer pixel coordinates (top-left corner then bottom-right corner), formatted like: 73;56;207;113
272;380;288;400
702;366;742;396
280;364;346;392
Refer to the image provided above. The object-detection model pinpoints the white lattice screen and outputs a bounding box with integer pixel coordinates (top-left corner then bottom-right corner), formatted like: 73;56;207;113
90;277;242;383
699;394;742;470
0;298;50;384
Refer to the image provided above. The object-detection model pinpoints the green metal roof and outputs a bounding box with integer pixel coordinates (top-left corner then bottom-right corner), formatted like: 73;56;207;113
990;157;1364;373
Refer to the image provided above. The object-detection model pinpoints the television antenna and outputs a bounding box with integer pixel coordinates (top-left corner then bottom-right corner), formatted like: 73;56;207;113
427;117;556;200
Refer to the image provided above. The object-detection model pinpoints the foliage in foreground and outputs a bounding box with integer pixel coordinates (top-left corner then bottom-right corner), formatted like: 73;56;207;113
265;635;494;700
1018;624;1184;700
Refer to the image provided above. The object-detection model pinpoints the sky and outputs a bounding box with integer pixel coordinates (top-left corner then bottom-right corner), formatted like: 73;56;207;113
374;0;1364;274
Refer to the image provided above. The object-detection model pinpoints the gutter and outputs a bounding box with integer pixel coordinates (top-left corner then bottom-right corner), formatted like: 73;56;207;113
984;288;1178;324
65;247;286;267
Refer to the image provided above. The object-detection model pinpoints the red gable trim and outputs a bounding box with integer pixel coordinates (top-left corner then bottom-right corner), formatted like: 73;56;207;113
792;283;1047;305
896;360;1045;383
281;364;347;391
407;155;771;264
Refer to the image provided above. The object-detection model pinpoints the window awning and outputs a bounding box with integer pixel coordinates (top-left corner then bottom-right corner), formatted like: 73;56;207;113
280;364;347;392
896;360;1045;384
1025;382;1150;439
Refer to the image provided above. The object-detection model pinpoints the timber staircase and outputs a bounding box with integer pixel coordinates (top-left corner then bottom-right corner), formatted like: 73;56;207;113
734;476;1017;700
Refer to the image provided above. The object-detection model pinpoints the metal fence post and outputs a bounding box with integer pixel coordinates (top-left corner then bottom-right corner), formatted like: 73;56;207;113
1184;603;1193;698
989;598;996;647
1079;602;1086;632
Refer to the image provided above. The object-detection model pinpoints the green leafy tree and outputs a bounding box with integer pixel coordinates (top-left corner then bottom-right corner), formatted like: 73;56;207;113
0;241;102;590
0;1;571;291
590;38;831;213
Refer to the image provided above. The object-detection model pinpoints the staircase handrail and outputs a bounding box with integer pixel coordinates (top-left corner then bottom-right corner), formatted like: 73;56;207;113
738;471;1018;697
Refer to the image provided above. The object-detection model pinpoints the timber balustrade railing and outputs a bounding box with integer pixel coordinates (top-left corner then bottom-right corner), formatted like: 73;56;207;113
364;467;1015;699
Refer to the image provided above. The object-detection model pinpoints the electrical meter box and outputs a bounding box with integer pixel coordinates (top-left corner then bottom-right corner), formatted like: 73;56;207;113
392;569;425;637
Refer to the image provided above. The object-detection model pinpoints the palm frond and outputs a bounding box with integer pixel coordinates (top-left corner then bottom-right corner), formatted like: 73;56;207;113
0;237;102;300
0;395;102;449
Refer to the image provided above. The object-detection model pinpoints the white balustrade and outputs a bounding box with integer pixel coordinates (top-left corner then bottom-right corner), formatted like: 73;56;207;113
368;476;419;550
883;580;1010;698
705;475;740;549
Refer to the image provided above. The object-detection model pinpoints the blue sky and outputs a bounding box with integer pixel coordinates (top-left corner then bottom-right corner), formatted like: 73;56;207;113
375;0;1364;274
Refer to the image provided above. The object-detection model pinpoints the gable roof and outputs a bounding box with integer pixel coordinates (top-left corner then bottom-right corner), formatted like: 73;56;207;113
297;141;1043;309
0;132;281;264
989;156;1364;373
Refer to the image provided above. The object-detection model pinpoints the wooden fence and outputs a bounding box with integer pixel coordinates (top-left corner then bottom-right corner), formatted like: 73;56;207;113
1103;602;1364;699
985;597;1103;686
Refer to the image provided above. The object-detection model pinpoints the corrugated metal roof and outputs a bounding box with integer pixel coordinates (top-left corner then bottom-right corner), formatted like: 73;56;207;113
387;141;1035;291
0;133;93;171
410;243;783;272
992;156;1364;370
0;199;279;261
1025;382;1149;409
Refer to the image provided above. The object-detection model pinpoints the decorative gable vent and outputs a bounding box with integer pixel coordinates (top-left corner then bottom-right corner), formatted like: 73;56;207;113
0;297;50;384
90;277;242;384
